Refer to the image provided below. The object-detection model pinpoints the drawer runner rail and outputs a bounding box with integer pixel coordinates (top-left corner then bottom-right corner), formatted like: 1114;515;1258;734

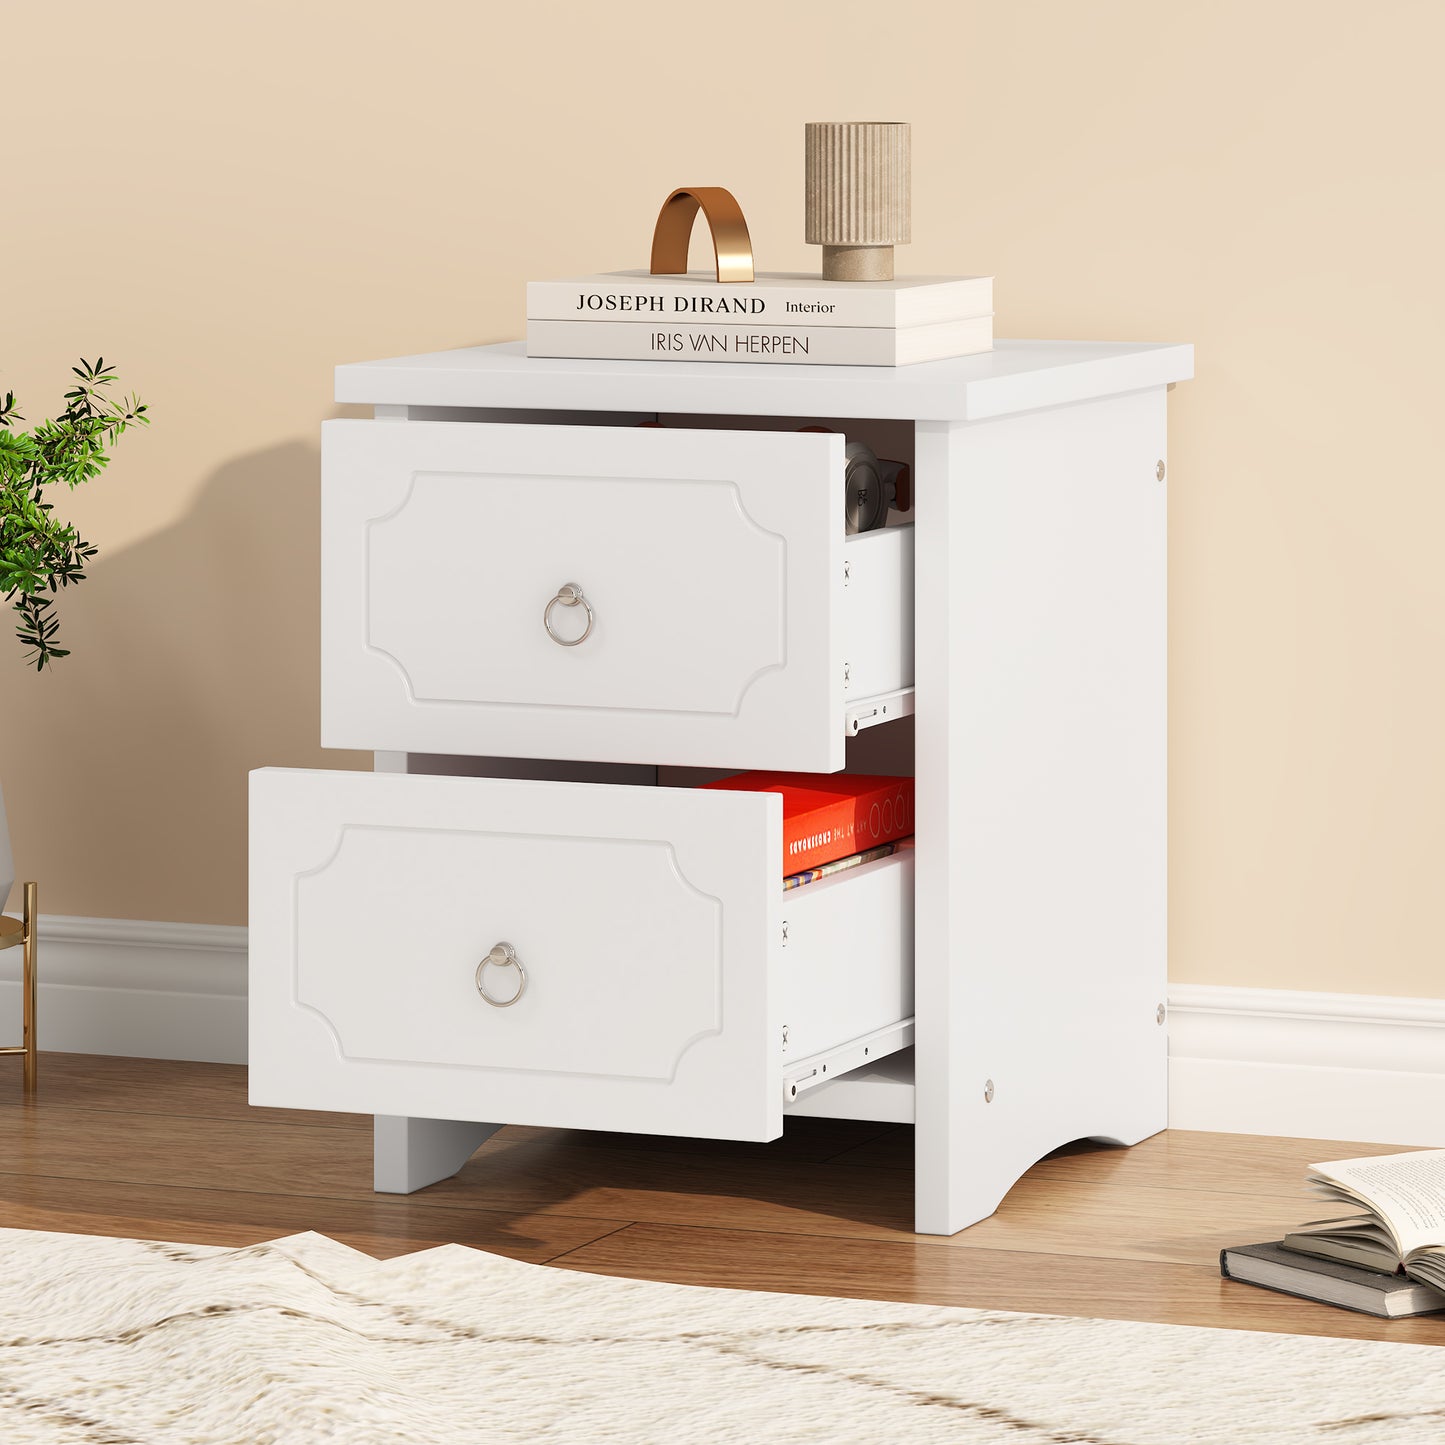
783;1017;915;1103
846;688;916;736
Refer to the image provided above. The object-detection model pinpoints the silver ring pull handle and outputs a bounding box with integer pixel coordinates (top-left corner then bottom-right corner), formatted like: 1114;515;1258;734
544;583;594;647
475;941;527;1008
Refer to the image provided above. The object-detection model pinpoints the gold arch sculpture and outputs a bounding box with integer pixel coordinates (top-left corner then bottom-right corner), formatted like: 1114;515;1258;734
649;187;755;284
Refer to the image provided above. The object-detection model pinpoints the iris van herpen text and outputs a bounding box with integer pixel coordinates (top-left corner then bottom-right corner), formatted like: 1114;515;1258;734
652;331;811;355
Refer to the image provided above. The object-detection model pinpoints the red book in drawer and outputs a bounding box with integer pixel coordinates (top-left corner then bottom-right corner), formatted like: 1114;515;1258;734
701;772;914;874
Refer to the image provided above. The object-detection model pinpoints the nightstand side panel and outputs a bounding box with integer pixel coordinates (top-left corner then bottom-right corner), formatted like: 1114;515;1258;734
914;389;1170;1234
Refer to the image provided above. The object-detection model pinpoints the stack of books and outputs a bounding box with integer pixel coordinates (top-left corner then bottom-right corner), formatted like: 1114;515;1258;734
1221;1149;1445;1318
700;771;914;889
526;271;992;368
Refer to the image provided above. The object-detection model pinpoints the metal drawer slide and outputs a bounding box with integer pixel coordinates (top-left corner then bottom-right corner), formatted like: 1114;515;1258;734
845;687;916;737
783;1017;915;1104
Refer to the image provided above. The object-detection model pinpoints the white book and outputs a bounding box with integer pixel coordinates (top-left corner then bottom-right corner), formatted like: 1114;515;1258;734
527;270;993;329
526;315;993;368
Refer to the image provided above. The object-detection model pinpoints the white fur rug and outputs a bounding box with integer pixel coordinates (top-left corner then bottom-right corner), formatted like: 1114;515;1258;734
1;1228;1442;1444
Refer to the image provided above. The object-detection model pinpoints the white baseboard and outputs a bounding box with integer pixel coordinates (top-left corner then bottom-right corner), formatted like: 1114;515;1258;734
1167;984;1445;1146
3;918;1442;1145
0;914;247;1065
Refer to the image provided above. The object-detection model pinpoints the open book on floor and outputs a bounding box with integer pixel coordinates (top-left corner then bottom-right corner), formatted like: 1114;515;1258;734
1221;1150;1445;1318
1288;1150;1445;1295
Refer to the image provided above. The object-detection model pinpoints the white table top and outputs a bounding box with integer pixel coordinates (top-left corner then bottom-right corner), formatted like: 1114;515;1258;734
336;339;1193;423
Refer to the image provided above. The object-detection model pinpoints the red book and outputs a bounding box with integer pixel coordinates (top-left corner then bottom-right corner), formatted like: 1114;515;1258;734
702;772;914;874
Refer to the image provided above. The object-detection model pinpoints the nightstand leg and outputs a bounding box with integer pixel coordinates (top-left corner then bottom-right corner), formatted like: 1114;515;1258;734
373;1115;501;1193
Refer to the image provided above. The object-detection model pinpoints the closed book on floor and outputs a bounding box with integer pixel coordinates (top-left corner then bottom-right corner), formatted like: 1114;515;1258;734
1220;1241;1445;1318
701;772;913;875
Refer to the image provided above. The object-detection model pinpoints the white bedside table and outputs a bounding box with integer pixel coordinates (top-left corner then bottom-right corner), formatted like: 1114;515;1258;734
249;338;1192;1235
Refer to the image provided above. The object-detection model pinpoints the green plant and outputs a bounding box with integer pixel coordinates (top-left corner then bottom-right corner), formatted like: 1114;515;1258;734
0;359;149;669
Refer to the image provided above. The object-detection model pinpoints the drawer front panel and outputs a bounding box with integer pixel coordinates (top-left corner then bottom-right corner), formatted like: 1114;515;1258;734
322;420;847;771
249;767;783;1140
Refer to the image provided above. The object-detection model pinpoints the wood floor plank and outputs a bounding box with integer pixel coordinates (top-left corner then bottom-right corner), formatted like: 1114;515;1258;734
822;1127;1103;1172
0;1051;367;1132
819;1125;916;1170
1;1053;895;1156
824;1127;1413;1200
1030;1129;1415;1201
453;1134;1319;1266
430;1128;922;1235
0;1099;915;1235
0;1172;625;1262
553;1222;1445;1346
915;1177;1317;1266
2;1052;1435;1345
498;1118;905;1166
0;1091;1396;1264
0;1102;386;1201
449;1130;1325;1264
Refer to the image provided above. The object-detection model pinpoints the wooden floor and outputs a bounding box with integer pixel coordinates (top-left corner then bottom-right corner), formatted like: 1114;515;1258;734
2;1053;1441;1347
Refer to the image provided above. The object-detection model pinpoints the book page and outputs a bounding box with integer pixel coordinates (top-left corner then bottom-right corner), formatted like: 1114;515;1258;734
1409;1252;1445;1294
1296;1217;1397;1249
1311;1151;1445;1257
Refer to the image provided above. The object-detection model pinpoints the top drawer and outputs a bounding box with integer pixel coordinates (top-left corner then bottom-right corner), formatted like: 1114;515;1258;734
321;419;913;772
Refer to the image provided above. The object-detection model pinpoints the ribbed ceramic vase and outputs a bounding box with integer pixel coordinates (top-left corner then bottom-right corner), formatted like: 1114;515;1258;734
805;121;912;280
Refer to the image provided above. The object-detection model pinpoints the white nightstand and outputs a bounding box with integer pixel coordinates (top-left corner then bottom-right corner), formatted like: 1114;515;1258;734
249;338;1192;1235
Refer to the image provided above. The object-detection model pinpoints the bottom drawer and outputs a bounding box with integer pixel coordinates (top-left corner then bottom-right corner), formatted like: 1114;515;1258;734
248;767;913;1141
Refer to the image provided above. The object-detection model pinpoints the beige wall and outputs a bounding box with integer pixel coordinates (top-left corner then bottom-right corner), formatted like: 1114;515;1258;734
3;1;1441;997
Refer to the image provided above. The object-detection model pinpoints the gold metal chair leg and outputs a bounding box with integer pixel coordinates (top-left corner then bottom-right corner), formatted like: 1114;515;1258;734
1;882;37;1095
22;882;37;1095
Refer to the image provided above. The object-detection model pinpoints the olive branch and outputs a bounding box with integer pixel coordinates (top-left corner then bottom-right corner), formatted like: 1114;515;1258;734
0;359;149;669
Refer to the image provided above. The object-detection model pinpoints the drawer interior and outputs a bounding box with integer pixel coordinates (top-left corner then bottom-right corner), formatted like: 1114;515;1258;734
781;847;915;1070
